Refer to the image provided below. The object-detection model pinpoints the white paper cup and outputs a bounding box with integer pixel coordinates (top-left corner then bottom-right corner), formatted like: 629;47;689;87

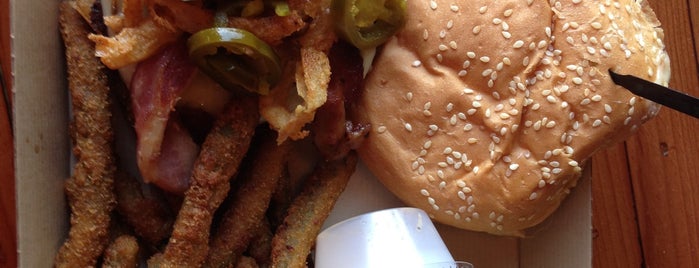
315;207;456;268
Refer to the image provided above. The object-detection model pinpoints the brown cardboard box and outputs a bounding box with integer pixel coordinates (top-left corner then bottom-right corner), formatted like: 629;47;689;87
12;1;591;266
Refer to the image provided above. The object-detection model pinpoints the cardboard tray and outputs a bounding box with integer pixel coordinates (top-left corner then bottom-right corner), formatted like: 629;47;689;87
11;1;592;267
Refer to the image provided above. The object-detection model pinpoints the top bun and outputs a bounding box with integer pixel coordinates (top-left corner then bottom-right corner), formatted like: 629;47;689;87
354;0;670;236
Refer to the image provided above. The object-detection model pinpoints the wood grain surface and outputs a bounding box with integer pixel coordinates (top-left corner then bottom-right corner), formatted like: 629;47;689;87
591;0;699;267
1;0;698;267
1;0;16;267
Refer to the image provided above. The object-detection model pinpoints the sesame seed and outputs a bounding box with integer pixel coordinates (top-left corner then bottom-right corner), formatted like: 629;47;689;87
604;103;612;114
479;6;487;14
449;41;458;49
468;138;479;144
450;4;459;12
512;40;524;48
591;22;602;29
423;29;429;40
472;101;482;108
458;191;466;200
449;115;458;125
458;70;468;77
421;189;430;196
572;77;584;85
438;44;448;51
592;119;602;127
467;52;476;58
472;25;481;35
502;31;512;39
480;56;491;63
405;123;413;132
446;103;454;112
509;163;519;170
412;60;422;67
463;124;473;131
529;192;538;200
587;46;596;54
591;95;602;102
533;121;542;130
377;125;387;133
538;179;546;188
429;0;437;10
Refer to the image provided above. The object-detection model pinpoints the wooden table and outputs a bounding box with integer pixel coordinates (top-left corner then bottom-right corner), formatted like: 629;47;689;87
1;0;698;267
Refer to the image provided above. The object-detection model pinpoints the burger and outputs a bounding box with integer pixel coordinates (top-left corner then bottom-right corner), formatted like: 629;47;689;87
353;0;670;236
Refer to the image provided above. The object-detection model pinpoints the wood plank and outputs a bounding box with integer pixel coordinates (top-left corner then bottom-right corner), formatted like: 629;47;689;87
628;0;699;266
0;0;15;266
692;0;699;62
592;144;643;267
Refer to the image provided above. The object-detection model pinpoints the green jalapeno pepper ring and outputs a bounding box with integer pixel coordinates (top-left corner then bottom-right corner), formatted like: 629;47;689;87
187;27;281;95
332;0;407;49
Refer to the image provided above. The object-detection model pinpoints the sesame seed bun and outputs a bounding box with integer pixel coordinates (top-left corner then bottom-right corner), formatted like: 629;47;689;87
353;0;670;236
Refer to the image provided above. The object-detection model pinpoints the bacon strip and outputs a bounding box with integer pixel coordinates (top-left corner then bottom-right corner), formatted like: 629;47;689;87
130;41;199;194
312;41;370;159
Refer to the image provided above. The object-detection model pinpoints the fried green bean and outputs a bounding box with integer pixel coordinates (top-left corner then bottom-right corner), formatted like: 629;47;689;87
55;3;116;267
205;129;291;268
102;235;139;268
270;152;358;268
150;94;259;267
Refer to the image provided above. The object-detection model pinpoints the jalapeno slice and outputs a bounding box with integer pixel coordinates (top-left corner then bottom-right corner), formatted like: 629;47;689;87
332;0;407;49
187;27;281;95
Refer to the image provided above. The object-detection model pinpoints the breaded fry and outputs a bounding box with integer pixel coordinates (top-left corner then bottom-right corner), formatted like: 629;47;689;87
55;3;116;267
246;219;274;267
114;170;174;244
102;235;140;268
151;94;259;267
236;256;259;268
270;152;358;268
205;129;291;268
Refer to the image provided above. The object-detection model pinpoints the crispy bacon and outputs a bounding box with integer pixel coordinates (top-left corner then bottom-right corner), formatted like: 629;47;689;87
131;41;199;194
312;41;370;160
